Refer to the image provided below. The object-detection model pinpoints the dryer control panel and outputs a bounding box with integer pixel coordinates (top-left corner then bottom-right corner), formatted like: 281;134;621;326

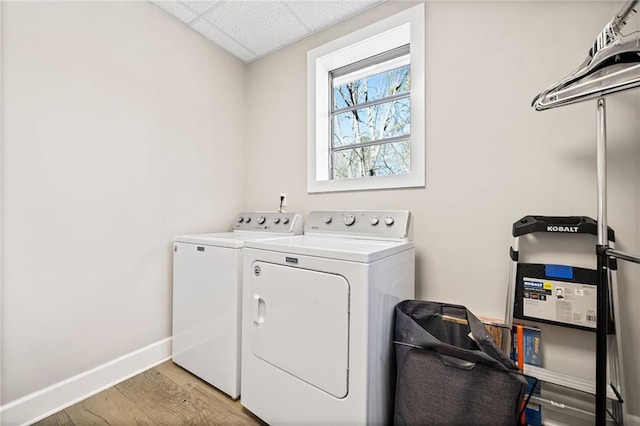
233;212;303;235
305;210;412;241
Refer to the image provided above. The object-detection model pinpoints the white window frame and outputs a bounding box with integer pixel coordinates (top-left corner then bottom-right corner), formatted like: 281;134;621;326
307;4;425;193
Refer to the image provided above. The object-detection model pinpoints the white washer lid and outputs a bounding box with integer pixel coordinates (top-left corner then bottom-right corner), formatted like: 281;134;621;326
174;232;288;249
244;235;414;263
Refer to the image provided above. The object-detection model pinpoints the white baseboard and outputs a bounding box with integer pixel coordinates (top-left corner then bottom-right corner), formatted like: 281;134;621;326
0;337;172;426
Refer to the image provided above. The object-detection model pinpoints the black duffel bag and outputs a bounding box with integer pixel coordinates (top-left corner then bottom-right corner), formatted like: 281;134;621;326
393;300;527;426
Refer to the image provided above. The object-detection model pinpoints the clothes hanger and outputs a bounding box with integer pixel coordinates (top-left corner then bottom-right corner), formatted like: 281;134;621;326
532;0;640;111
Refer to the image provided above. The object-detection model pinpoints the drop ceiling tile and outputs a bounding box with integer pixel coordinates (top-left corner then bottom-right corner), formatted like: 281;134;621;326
204;1;308;57
190;18;256;62
148;0;387;63
150;0;198;23
286;0;381;32
180;0;220;15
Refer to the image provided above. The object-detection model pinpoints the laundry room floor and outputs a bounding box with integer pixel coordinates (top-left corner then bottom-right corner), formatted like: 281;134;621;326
34;361;264;425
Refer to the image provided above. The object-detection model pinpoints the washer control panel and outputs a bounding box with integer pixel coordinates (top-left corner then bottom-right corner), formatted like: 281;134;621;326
233;212;303;234
305;211;412;240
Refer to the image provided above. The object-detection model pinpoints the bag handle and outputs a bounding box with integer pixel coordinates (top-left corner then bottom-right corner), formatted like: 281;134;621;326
462;304;518;370
393;341;478;370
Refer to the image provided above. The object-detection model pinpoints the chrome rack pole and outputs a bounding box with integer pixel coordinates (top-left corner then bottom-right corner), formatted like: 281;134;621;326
594;95;639;426
595;98;608;426
607;247;640;264
596;99;607;248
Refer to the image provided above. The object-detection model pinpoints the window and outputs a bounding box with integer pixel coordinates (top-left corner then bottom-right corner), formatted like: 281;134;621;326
331;45;411;179
307;5;425;193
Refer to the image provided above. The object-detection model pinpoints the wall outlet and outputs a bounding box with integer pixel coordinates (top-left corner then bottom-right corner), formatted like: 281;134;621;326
280;193;287;207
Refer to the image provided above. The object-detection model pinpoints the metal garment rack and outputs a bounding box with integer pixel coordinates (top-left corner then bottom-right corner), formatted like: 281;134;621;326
532;1;640;424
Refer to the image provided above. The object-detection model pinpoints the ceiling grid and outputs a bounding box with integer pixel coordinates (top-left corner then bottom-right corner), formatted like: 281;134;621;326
149;0;383;62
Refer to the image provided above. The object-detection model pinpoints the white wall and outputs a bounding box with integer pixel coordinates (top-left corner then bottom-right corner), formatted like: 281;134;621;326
1;0;639;423
245;1;640;418
1;0;246;408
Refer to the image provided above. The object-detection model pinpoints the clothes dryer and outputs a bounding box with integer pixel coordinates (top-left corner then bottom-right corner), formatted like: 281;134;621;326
241;211;414;424
172;212;302;399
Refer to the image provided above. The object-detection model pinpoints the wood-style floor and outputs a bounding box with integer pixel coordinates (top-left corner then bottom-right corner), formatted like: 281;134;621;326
34;361;264;425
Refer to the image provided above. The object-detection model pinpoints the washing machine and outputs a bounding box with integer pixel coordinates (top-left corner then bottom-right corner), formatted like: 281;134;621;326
241;210;415;424
172;212;303;399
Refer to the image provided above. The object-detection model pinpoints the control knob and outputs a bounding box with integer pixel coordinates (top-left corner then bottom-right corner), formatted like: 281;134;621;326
237;216;244;223
384;217;395;226
272;217;281;224
343;215;356;226
370;216;379;226
257;216;266;224
323;216;332;224
282;217;290;224
244;217;251;223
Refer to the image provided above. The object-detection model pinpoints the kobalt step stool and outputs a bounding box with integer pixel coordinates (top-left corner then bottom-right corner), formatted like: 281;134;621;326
505;216;626;424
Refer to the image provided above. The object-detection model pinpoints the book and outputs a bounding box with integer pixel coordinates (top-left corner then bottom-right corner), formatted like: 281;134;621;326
512;325;542;366
513;325;543;426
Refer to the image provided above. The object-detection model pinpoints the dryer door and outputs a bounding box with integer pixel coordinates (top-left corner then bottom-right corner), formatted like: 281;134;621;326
249;261;350;398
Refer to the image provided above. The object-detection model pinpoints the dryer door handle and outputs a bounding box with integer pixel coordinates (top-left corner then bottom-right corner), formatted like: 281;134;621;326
253;294;266;324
